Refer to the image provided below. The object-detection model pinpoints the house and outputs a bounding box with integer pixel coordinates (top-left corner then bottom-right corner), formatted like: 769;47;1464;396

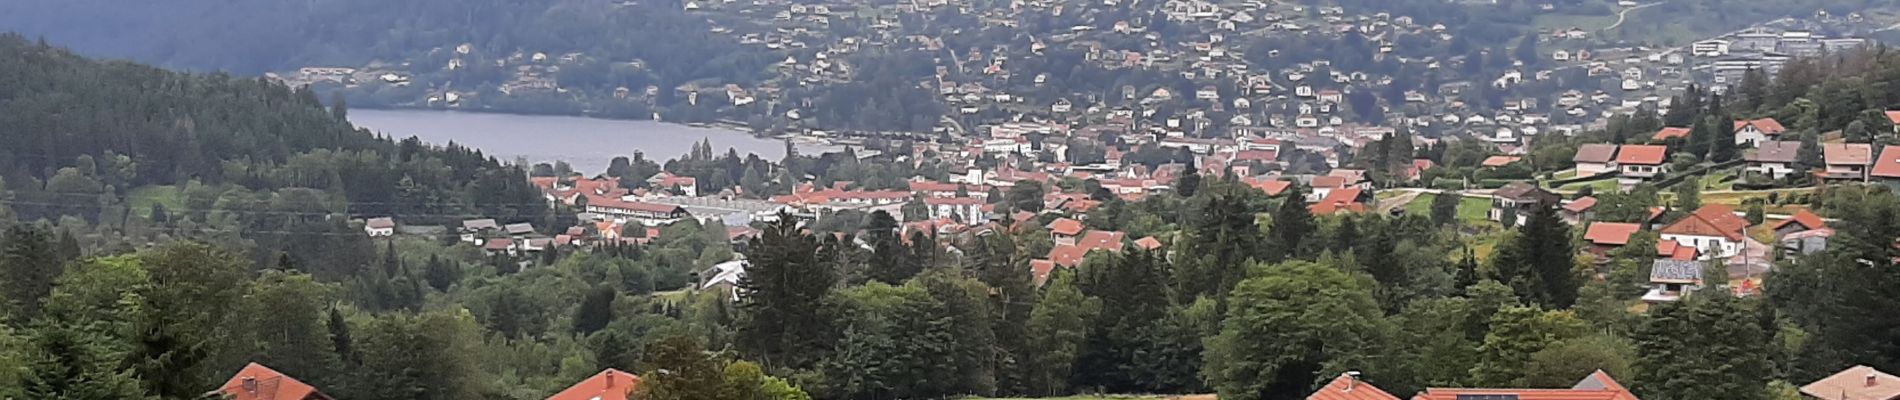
586;198;691;225
1304;372;1401;400
1583;222;1642;257
1573;144;1620;176
1872;145;1900;184
1734;118;1787;147
1048;217;1085;245
1310;188;1369;215
1659;204;1751;259
214;363;334;400
1616;145;1670;185
1799;365;1900;400
647;172;700;196
547;369;643;400
1481;155;1522;168
925;197;986;220
1779;228;1833;258
505;222;536;238
1823;143;1874;181
1643;259;1705;303
364;217;396;237
1745;141;1802;179
461;218;500;243
1413;370;1639;400
1489;181;1559;227
1652;126;1692;141
1562;196;1598;224
1772;209;1826;238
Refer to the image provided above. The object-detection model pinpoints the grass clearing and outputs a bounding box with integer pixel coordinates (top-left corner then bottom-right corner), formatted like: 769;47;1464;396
127;185;184;215
1400;193;1494;224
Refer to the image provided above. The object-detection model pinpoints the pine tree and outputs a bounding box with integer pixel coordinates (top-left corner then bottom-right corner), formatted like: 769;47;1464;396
0;224;61;319
1265;185;1314;263
736;211;838;370
1634;295;1770;400
572;285;618;335
1430;192;1461;226
1489;205;1578;308
1023;269;1099;397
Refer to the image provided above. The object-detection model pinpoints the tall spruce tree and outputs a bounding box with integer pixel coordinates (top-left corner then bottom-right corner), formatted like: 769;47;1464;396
737;212;838;370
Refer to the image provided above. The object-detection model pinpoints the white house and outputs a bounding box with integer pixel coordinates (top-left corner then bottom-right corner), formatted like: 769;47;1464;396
925;197;986;220
365;217;396;237
1573;144;1619;176
1659;205;1751;259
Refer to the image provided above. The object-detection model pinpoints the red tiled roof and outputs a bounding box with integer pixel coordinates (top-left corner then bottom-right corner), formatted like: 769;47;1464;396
1250;179;1294;196
1048;218;1086;236
546;369;642;400
1800;365;1900;400
1134;236;1163;250
1888;111;1900;126
1047;245;1091;267
1482;156;1522;167
1873;145;1900;178
1311;188;1367;215
1826;143;1874;166
1735;118;1787;135
1307;373;1401;400
1564;196;1598;213
1584;222;1642;246
1413;371;1638;400
484;238;514;251
1076;230;1127;252
1771;209;1826;231
1030;259;1058;286
1660;204;1748;241
217;363;328;400
1311;175;1349;189
1653;126;1692;140
1616;145;1668;165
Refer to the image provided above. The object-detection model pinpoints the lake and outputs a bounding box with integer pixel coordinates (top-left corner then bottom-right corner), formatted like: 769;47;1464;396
348;109;798;173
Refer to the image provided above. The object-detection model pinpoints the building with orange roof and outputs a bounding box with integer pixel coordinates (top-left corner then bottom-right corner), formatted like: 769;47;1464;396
1133;236;1164;250
1047;217;1086;244
1801;365;1900;400
546;369;642;400
1652;126;1692;141
1412;370;1639;400
1659;204;1751;259
1310;188;1370;215
1562;196;1598;224
1482;155;1523;168
1583;222;1643;257
1733;118;1786;146
1307;372;1401;400
1771;209;1826;238
1616;145;1670;184
1824;143;1875;180
212;362;333;400
1872;145;1900;183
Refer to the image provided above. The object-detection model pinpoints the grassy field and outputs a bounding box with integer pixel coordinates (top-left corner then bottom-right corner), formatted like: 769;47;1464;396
1402;193;1494;224
126;185;184;215
1555;178;1619;193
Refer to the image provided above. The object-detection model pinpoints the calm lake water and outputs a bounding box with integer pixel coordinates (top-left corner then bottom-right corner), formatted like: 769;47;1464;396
349;109;795;173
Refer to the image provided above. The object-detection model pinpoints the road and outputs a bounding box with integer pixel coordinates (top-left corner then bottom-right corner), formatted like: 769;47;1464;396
1603;2;1665;32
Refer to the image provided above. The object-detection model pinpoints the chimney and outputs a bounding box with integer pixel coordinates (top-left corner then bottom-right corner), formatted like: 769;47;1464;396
1346;371;1362;391
1868;372;1879;387
241;376;258;393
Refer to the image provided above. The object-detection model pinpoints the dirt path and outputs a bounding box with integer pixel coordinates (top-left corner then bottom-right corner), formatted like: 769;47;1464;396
1376;189;1423;214
1604;2;1664;31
